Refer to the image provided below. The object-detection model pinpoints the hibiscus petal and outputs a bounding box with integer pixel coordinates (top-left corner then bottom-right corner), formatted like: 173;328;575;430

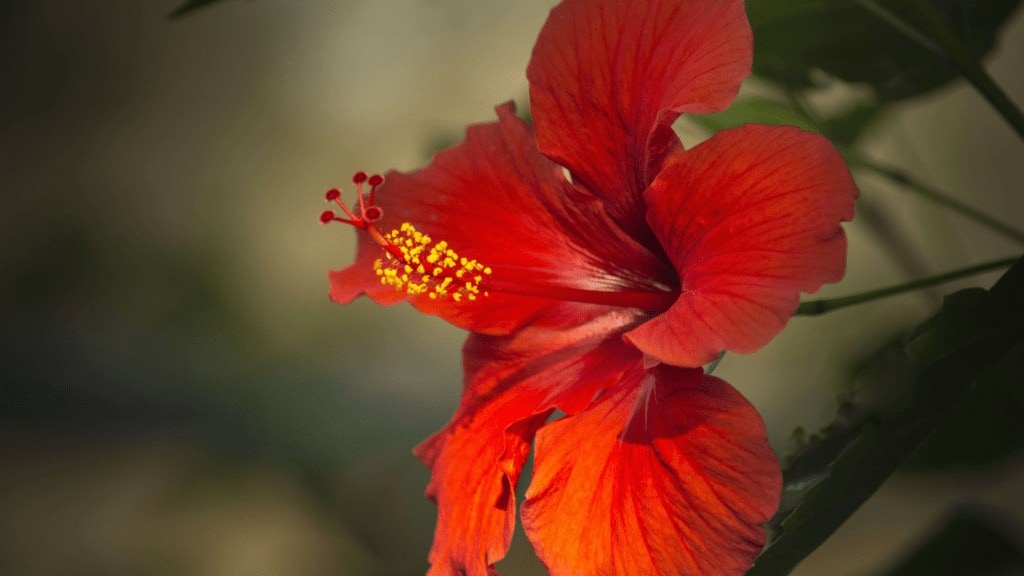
527;0;752;234
522;364;780;576
415;404;546;576
328;227;408;306
626;124;858;367
415;313;644;576
328;102;670;335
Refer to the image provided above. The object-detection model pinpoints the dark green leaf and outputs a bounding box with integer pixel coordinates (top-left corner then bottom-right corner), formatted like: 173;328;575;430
878;508;1024;576
906;334;1024;469
772;340;916;529
169;0;239;19
748;257;1024;576
746;0;1023;102
904;287;992;365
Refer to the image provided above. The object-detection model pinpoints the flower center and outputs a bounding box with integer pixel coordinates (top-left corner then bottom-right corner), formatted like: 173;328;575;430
320;172;493;302
321;173;678;311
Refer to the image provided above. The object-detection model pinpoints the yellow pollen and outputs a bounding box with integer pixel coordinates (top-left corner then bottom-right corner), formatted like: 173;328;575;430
374;222;492;301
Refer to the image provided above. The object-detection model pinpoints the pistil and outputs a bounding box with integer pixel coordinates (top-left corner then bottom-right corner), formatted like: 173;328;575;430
320;172;403;261
321;173;679;312
484;280;678;311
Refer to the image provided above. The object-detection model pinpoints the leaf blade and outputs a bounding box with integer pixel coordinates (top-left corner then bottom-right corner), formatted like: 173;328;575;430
746;0;1023;102
748;257;1024;576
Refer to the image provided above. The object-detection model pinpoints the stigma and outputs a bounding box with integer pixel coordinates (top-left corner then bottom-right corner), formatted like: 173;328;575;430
321;172;492;302
319;171;384;230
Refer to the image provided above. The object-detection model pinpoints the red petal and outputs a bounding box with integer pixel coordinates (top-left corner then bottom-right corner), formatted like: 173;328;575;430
416;316;643;576
415;405;545;576
522;365;780;576
527;0;751;234
328;228;407;306
328;102;670;334
626;124;858;367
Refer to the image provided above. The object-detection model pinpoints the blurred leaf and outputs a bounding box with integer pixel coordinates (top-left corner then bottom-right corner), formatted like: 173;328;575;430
691;96;885;148
748;257;1024;576
904;287;992;365
906;339;1024;469
821;100;886;147
878;509;1024;576
169;0;240;19
747;0;1023;102
689;97;817;133
774;339;916;527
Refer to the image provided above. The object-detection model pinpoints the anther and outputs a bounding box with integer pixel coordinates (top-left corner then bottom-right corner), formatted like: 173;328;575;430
374;222;492;301
321;174;497;305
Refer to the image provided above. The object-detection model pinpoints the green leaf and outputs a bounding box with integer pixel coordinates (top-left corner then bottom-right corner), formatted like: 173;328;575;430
689;97;818;134
903;287;992;365
691;96;885;148
878;509;1024;576
820;100;886;148
746;0;1023;102
773;339;917;529
168;0;239;19
748;257;1024;576
906;332;1024;469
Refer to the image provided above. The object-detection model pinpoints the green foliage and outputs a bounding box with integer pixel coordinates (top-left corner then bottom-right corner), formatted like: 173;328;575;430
746;0;1023;102
820;100;886;147
690;97;817;134
691;96;885;148
773;339;916;529
748;257;1024;576
906;339;1024;469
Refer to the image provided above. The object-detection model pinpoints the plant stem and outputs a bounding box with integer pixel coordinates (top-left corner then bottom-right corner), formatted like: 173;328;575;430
799;82;1024;242
857;0;1024;143
909;0;1024;143
854;0;941;54
845;153;1024;244
786;68;1022;244
796;256;1019;316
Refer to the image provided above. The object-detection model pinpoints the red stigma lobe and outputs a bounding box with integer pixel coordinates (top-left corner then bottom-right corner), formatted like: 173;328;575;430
319;172;385;229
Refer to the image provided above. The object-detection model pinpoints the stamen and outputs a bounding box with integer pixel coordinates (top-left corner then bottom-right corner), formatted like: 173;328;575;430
374;222;492;301
320;172;679;310
320;174;490;302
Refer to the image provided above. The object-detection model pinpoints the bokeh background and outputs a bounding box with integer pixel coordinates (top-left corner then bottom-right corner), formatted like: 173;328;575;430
2;1;1023;574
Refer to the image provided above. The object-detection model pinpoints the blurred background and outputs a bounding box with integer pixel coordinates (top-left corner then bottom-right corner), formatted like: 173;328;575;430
1;1;1022;574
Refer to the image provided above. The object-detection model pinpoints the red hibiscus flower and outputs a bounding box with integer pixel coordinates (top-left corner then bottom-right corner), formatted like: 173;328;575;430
321;0;857;574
